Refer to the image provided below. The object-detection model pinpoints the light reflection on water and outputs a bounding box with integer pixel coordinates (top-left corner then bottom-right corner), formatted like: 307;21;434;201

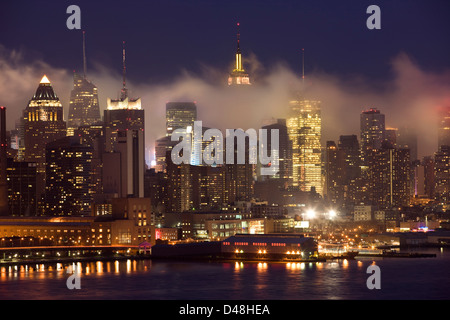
0;248;449;300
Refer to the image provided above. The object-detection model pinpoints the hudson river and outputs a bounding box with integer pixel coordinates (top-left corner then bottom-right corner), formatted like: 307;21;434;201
1;247;449;300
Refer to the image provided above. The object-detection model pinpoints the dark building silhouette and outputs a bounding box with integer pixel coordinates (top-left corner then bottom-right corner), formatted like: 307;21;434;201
360;108;385;165
261;119;293;184
44;136;93;216
0;106;9;216
7;159;37;216
102;129;145;198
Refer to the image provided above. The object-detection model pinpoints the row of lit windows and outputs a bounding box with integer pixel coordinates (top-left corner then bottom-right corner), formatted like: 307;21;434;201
223;242;291;247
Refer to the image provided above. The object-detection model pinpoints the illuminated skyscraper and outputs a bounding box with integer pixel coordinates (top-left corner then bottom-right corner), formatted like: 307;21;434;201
434;145;450;204
67;32;101;136
104;42;144;152
155;102;197;172
360;108;385;164
369;145;411;208
438;107;450;149
0;106;8;216
228;23;251;86
23;75;67;174
44;136;93;216
287;100;322;195
67;73;101;136
166;102;197;137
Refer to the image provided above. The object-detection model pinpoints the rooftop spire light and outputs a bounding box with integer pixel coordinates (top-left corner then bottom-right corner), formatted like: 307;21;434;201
40;75;50;84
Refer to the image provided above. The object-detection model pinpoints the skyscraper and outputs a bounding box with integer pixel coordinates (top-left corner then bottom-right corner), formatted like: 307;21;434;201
228;23;251;86
67;32;101;136
44;136;93;216
360;108;385;164
397;126;418;163
155;102;198;172
287;100;322;195
67;73;101;136
438;106;450;149
0;106;8;216
369;146;411;208
102;129;145;198
338;134;361;183
434;145;450;204
7;158;37;216
261;119;293;183
104;42;144;153
165;102;197;137
23;75;67;175
324;141;345;205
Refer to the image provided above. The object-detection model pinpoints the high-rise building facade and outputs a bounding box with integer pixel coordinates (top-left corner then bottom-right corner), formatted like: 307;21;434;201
261;119;293;183
0;106;9;216
324;141;345;205
360;108;385;165
44;136;93;216
104;98;144;152
155;102;198;172
104;42;144;153
22;76;67;175
434;145;450;204
7;158;37;216
102;129;145;198
369;146;411;208
67;73;101;136
438;107;450;149
165;102;197;137
287;100;322;195
396;126;418;163
423;156;435;199
338;134;361;183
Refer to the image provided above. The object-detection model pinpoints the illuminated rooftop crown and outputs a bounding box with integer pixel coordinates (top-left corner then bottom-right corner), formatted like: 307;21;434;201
32;75;59;100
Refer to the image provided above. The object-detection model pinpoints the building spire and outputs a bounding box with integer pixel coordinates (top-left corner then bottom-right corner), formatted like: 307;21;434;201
302;48;305;86
82;31;87;79
235;22;243;72
237;22;241;53
121;40;128;100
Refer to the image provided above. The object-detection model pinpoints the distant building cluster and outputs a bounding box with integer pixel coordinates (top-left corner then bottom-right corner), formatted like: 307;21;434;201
0;26;449;249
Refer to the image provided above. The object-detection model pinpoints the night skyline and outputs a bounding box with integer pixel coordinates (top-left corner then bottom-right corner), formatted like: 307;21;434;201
1;0;450;162
1;1;450;304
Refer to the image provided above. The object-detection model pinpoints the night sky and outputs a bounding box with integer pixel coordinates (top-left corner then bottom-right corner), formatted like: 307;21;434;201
2;0;449;83
1;0;450;161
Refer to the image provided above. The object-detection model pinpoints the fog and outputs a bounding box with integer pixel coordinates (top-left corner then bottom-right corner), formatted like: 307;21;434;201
1;44;449;164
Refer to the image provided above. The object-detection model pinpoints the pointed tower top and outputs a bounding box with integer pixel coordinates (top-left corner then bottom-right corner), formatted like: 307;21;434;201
82;30;87;79
40;75;50;84
121;40;128;100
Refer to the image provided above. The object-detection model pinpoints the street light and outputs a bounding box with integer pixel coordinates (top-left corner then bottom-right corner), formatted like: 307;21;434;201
306;209;316;220
328;210;337;219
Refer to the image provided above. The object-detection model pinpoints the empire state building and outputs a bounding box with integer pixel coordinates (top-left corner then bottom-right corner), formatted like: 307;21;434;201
228;23;251;86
